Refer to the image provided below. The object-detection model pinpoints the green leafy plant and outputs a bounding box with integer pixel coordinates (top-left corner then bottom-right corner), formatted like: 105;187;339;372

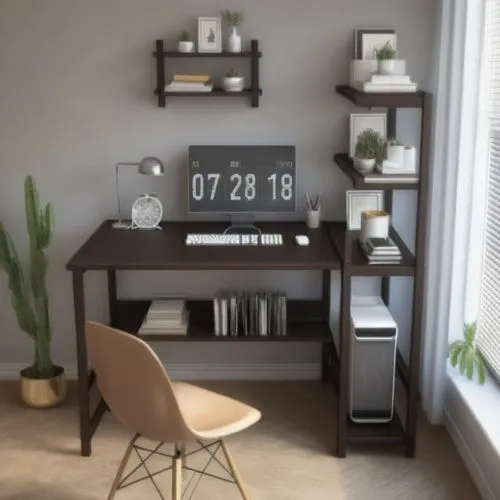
0;176;55;379
449;322;487;385
225;68;240;78
374;41;397;61
179;30;191;42
387;137;404;146
222;10;245;27
355;129;384;160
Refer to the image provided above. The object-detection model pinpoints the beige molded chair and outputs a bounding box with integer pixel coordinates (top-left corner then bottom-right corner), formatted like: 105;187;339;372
86;321;261;500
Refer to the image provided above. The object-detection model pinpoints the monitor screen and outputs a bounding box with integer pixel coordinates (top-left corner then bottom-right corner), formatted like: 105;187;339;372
188;146;296;213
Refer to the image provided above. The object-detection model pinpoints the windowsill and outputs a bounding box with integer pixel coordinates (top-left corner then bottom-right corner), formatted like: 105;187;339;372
447;364;500;456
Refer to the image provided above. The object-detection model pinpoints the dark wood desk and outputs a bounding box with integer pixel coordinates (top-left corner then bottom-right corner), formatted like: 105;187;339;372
67;220;340;456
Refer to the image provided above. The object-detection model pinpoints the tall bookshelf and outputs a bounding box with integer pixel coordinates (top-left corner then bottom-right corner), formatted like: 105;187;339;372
328;86;433;458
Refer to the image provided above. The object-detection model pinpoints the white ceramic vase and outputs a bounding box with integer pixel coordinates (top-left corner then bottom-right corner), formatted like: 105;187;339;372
178;41;194;53
223;76;244;92
378;59;396;75
386;145;405;166
354;158;376;173
228;26;242;53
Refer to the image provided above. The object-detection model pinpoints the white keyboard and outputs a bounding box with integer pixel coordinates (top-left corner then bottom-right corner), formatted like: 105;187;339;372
185;233;284;246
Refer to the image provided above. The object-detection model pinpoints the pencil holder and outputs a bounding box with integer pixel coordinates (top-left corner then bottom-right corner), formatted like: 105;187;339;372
306;209;321;229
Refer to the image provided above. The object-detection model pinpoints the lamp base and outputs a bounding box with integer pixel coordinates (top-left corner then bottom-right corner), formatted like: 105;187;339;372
112;220;132;230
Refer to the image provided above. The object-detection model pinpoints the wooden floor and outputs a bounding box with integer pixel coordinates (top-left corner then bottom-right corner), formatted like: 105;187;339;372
0;381;480;499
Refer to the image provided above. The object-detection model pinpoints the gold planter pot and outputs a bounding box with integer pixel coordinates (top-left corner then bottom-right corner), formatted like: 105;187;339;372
20;366;67;408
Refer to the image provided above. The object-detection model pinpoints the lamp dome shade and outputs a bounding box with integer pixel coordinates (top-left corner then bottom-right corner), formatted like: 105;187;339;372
138;157;165;176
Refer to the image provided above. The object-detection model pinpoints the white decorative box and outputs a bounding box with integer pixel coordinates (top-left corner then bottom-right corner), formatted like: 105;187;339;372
349;60;407;88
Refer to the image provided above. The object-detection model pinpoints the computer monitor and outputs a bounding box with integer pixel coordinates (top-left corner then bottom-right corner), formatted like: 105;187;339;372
188;146;296;214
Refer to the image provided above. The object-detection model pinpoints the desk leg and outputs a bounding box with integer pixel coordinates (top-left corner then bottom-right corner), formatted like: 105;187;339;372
108;270;117;327
336;270;351;458
72;270;91;457
321;270;332;384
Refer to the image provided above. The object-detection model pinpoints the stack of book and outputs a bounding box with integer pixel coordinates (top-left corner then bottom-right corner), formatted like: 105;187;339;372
165;74;213;93
213;291;287;337
360;237;403;265
138;299;189;336
361;74;418;93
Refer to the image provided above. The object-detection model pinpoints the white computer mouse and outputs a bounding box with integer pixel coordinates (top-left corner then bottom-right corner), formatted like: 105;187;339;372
295;235;310;246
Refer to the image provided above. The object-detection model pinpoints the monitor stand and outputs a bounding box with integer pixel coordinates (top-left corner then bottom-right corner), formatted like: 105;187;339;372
223;214;262;235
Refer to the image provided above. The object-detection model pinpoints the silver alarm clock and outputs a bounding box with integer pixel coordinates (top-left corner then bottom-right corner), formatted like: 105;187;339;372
131;194;163;230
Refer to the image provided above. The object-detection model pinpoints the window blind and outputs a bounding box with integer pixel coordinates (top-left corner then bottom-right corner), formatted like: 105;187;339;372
478;0;500;380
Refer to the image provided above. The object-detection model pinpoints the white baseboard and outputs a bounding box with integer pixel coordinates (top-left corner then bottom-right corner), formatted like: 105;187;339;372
0;363;321;382
444;408;496;500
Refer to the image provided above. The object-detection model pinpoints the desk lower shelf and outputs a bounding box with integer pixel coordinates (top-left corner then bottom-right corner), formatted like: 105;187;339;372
112;300;334;342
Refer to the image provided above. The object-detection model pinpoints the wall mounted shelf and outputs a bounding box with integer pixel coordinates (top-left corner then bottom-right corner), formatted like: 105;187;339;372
153;39;262;108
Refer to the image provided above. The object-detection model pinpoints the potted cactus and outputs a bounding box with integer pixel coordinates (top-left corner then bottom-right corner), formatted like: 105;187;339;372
374;41;397;75
222;68;244;92
354;129;384;173
0;176;66;408
178;30;194;53
386;137;405;165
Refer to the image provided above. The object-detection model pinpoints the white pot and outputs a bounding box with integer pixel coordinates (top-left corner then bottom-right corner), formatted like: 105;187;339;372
228;26;242;53
378;59;396;75
403;146;417;172
386;145;404;166
223;76;244;92
354;158;377;173
178;41;194;53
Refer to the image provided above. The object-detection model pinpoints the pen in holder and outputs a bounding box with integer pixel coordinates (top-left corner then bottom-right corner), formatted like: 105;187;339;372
305;193;321;229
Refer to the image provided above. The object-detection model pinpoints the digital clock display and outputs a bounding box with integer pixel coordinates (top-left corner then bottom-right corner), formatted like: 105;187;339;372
188;146;296;213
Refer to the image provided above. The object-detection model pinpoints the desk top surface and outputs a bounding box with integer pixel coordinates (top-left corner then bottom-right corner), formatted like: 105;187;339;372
66;221;341;271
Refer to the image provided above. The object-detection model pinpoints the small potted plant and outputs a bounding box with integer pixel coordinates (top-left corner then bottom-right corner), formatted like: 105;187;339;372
374;41;397;75
354;129;384;173
386;137;405;165
178;30;194;53
449;322;487;385
222;10;244;53
0;176;66;408
222;68;244;92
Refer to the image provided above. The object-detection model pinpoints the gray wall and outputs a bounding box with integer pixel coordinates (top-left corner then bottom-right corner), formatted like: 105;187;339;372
0;0;437;377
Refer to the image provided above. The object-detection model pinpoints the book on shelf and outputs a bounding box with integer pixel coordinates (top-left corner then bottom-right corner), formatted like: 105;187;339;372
165;81;213;93
370;74;412;85
213;291;287;337
362;82;418;93
352;163;419;183
377;161;417;176
173;74;211;83
139;299;189;336
360;238;403;265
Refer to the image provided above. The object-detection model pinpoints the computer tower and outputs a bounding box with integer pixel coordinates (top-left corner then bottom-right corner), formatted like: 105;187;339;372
350;296;398;424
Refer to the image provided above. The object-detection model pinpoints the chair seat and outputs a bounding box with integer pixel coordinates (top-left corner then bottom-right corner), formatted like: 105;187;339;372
172;382;261;440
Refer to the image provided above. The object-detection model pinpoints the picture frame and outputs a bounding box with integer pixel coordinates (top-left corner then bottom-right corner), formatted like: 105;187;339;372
354;29;397;60
350;113;387;159
198;17;222;53
346;190;384;230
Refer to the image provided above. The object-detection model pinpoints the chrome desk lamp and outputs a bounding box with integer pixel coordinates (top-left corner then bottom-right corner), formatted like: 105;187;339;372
112;157;165;230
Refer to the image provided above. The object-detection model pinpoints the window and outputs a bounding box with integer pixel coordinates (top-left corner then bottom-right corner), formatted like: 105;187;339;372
477;0;500;381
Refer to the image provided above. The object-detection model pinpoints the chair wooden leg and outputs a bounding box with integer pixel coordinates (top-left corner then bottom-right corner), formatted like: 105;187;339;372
172;447;183;500
107;434;138;500
220;439;251;500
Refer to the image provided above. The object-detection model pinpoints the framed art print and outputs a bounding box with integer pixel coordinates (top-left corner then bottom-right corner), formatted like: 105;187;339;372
349;113;387;158
198;17;222;53
346;190;384;230
354;29;397;60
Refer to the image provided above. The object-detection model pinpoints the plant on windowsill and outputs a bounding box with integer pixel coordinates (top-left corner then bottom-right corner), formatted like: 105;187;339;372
354;128;384;173
374;41;398;75
449;322;487;385
0;176;66;407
